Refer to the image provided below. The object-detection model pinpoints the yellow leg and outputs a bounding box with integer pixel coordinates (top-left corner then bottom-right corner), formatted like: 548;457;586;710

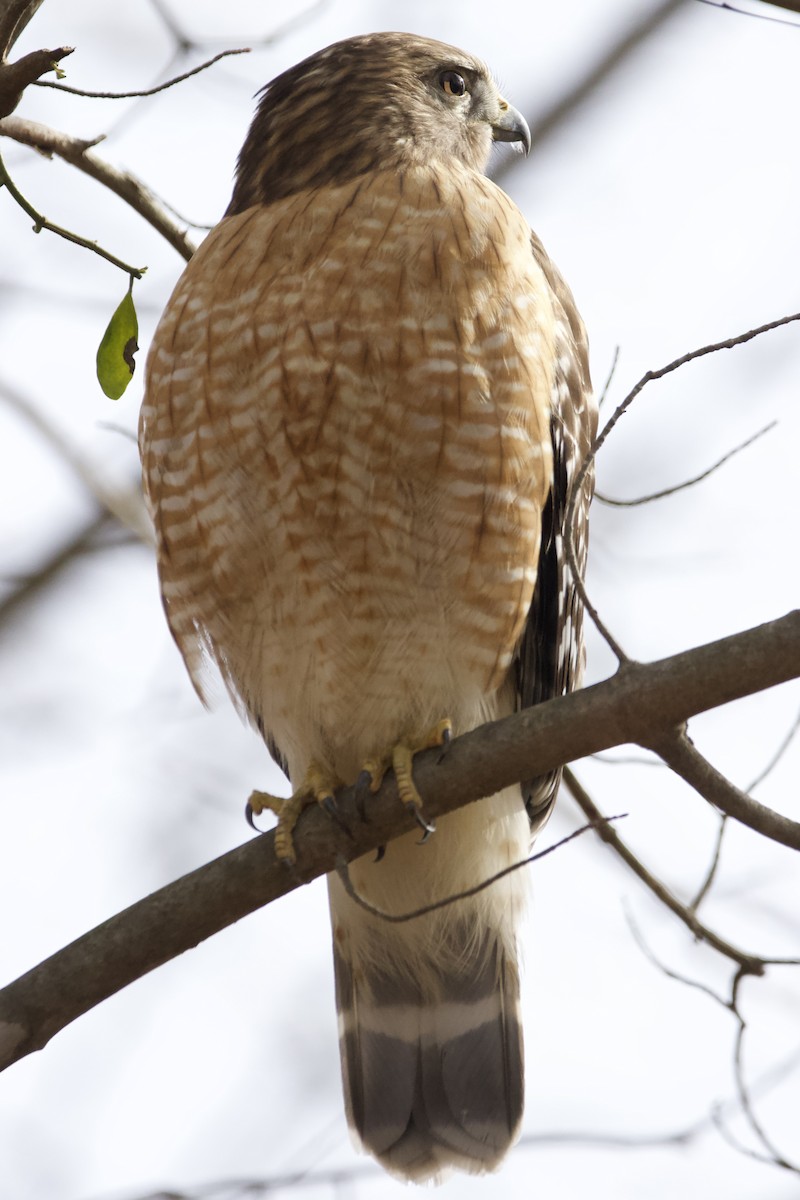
360;718;452;839
247;762;340;865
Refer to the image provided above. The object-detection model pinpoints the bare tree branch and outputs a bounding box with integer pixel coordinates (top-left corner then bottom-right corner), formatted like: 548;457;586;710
33;46;250;98
493;0;686;183
565;310;800;663
0;148;146;276
0;508;110;631
0;43;70;117
625;910;800;1174
563;768;764;970
653;732;800;851
596;421;776;507
690;704;800;911
0;115;196;260
0;377;151;541
0;611;797;1072
689;814;728;912
0;0;44;54
0;0;72;118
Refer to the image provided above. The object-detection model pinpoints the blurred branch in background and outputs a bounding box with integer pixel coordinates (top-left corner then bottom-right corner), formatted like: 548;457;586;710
493;0;685;182
0;115;197;259
104;1040;800;1198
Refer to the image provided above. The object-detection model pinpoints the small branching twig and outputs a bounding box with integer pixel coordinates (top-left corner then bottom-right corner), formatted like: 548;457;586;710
728;994;800;1173
627;910;800;1174
335;816;624;925
596;421;776;507
0;116;195;260
748;704;800;793
0;149;145;277
625;906;734;1007
652;731;800;852
0;44;72;119
689;814;728;912
563;767;765;972
565;310;800;664
597;345;620;409
33;47;250;99
690;704;800;912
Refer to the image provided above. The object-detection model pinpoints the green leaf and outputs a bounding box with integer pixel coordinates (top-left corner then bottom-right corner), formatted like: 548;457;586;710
97;287;139;400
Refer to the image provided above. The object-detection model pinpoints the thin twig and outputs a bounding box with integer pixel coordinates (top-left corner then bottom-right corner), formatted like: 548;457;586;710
689;703;800;912
564;310;800;663
625;906;800;1174
652;730;800;852
625;905;734;1008
0;43;72;119
689;814;728;912
0;115;196;261
335;816;624;924
729;974;800;1173
33;47;250;99
0;148;145;277
748;704;800;792
562;766;765;971
596;421;776;507
597;345;620;409
143;0;331;53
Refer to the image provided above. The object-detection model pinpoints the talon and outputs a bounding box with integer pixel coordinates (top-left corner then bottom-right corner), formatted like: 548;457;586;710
322;793;338;818
355;718;450;846
408;804;436;842
355;769;373;822
245;800;261;832
246;764;342;865
429;718;453;748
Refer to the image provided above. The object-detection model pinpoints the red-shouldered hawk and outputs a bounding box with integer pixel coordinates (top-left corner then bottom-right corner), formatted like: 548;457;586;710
139;32;596;1183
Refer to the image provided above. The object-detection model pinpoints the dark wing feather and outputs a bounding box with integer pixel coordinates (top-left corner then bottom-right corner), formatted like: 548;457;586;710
516;232;597;835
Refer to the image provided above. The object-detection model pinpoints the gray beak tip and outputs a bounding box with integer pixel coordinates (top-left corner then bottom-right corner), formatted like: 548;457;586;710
491;100;531;156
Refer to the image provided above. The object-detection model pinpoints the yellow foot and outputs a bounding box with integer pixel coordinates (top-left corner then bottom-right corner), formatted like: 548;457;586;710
247;762;341;865
359;718;452;841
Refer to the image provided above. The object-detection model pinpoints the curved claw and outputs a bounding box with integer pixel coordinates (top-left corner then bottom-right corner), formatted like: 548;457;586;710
322;793;338;818
245;801;261;832
406;803;436;841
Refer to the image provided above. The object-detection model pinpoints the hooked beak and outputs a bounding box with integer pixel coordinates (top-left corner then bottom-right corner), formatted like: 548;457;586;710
491;100;531;156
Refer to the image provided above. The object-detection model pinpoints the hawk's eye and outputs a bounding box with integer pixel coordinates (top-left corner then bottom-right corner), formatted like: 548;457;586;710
439;70;467;98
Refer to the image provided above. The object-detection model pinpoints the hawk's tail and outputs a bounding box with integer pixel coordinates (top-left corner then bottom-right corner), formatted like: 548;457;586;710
332;929;523;1181
327;790;528;1182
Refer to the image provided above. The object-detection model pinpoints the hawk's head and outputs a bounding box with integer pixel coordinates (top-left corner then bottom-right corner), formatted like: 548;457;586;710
228;32;530;215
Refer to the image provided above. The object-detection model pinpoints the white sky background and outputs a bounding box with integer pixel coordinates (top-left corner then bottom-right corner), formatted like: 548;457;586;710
0;1;799;1198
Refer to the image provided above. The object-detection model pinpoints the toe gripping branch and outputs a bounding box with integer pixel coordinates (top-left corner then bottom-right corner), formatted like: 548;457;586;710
246;719;452;861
